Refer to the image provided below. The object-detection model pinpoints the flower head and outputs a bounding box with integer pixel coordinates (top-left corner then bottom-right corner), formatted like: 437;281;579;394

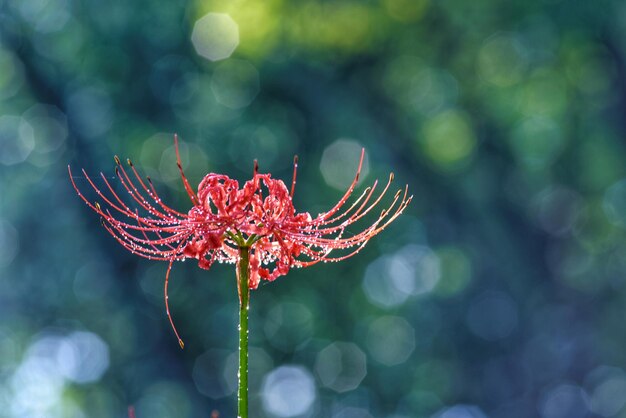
69;136;411;347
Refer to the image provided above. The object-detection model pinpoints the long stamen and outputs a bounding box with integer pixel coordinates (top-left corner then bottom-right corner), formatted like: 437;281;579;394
165;252;185;349
174;134;199;206
316;148;365;222
290;155;298;198
124;157;187;218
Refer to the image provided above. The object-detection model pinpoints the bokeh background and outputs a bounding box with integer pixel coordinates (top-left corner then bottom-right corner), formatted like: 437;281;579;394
2;0;626;417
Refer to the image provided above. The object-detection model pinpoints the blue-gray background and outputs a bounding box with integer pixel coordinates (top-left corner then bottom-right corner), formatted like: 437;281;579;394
1;1;626;417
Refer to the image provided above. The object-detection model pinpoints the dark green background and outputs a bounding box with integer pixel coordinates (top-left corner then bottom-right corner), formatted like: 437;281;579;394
1;0;626;417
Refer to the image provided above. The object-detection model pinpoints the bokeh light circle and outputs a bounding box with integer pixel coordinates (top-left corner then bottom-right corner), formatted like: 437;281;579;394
0;116;35;166
320;139;370;190
264;302;314;352
262;365;316;417
191;13;239;62
315;342;367;393
478;33;527;87
419;110;477;171
0;220;19;268
56;331;110;384
366;316;415;366
192;349;232;399
210;59;260;109
0;48;24;100
539;384;590;418
603;178;626;228
589;375;626;416
362;245;441;308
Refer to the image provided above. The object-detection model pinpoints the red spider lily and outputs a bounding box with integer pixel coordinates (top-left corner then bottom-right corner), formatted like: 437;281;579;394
69;136;411;348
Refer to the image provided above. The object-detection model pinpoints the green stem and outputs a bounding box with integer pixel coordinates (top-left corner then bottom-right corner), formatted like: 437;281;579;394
237;246;250;418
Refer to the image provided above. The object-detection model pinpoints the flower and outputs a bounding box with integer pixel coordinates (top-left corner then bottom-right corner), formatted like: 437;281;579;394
69;136;411;347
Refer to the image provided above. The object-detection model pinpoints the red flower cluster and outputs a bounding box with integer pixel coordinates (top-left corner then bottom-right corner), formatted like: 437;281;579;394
69;136;411;346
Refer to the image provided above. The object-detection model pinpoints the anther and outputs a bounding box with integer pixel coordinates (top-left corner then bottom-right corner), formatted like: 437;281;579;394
114;156;121;165
127;158;133;166
95;202;101;210
178;339;185;349
253;159;259;176
390;172;394;182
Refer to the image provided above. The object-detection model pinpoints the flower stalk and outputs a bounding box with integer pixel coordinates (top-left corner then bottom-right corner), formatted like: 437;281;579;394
237;246;250;418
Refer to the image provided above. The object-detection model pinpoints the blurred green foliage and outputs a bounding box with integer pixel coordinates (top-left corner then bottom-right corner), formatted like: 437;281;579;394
2;0;626;417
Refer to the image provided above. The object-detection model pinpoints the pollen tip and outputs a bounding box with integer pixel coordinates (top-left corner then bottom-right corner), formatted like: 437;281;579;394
127;158;133;166
114;155;121;165
390;172;395;181
95;201;101;210
178;339;185;349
